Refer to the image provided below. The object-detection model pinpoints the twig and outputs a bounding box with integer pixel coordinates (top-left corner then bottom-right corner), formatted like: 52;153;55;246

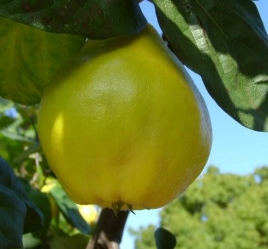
86;208;129;249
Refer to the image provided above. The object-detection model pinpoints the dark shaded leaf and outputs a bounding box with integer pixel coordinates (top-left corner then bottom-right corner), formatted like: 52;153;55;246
0;157;44;248
154;0;268;131
155;228;177;249
0;0;147;39
24;187;51;236
50;185;91;235
23;198;45;234
0;17;85;105
0;157;28;197
0;187;26;249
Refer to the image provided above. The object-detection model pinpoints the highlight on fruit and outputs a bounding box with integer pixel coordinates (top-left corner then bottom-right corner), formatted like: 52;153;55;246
37;24;212;213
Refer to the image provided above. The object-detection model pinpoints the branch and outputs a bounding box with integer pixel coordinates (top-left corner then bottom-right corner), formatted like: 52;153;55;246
86;208;129;249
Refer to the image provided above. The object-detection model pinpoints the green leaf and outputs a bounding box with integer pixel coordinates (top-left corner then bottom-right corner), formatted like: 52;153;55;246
0;130;35;143
154;0;268;131
50;185;91;235
0;0;147;39
154;228;177;249
0;17;85;105
22;233;43;249
0;133;24;163
0;115;14;129
48;234;89;249
12;143;41;165
0;157;44;249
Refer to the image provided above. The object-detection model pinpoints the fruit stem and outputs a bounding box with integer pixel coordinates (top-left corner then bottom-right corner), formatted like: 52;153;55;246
86;208;129;249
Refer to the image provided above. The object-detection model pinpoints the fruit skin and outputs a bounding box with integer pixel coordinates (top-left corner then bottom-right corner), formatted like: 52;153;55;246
37;24;212;210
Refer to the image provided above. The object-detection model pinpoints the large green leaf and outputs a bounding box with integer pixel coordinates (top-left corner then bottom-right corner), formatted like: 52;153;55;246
0;157;44;249
0;17;85;105
0;0;147;39
153;0;268;131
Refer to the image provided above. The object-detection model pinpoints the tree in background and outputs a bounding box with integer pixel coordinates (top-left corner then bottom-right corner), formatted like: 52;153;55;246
132;166;268;249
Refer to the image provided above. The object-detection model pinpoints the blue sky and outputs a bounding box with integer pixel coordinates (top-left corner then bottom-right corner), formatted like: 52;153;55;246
121;1;268;248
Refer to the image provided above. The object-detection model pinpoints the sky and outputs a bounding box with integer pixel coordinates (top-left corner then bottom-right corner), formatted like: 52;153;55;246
121;1;268;248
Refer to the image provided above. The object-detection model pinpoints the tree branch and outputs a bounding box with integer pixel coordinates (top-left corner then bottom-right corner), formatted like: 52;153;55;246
86;208;129;249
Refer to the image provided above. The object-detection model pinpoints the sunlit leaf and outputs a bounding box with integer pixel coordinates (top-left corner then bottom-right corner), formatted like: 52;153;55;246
154;0;268;131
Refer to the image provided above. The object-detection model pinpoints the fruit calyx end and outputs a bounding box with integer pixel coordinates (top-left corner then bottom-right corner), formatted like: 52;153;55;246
111;201;136;216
